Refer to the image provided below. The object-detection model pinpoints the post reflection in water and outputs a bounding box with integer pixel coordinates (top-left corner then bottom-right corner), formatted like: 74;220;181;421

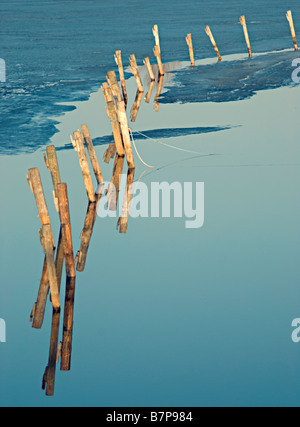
29;64;166;397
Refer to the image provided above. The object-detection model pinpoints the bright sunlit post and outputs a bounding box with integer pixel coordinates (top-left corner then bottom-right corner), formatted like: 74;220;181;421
0;59;6;83
97;175;205;229
0;319;6;343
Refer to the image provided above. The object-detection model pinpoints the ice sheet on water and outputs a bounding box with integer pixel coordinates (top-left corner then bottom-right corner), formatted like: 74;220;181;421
159;50;300;104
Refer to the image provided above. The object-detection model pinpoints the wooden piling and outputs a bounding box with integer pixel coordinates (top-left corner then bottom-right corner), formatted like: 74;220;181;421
57;183;76;372
81;124;104;185
152;25;161;53
143;57;155;82
240;15;252;57
129;54;144;93
153;45;164;76
286;10;298;51
186;34;195;66
117;100;135;169
102;83;125;157
117;168;135;234
27;168;60;311
40;224;61;311
107;71;123;102
73;130;96;203
57;184;76;279
75;194;101;272
115;50;128;103
31;228;64;329
205;26;222;62
130;90;144;123
43;145;61;211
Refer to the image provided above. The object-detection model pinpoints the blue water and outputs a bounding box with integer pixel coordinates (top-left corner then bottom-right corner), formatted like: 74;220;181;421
1;0;300;409
0;0;299;154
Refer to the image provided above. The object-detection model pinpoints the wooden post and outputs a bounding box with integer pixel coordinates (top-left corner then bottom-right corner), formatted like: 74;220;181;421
40;224;61;312
205;26;222;62
73;130;96;203
103;143;117;164
153;45;164;76
154;75;164;112
27;168;60;311
129;54;144;93
31;228;64;329
81;124;104;185
240;15;252;57
145;81;155;104
102;83;125;157
107;71;123;102
152;25;161;53
143;57;155;82
286;10;298;51
115;50;128;103
57;184;76;279
117;168;135;234
43;145;61;211
75;195;101;272
130;90;144;122
186;34;195;66
57;183;76;372
117;101;135;169
43;309;61;396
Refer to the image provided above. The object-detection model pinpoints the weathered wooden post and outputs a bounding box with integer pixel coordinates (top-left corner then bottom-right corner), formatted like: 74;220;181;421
107;71;123;102
143;57;155;82
27;168;60;311
72;130;96;203
286;10;298;51
115;50;128;103
153;45;164;76
75;194;101;272
40;224;61;312
102;83;125;157
129;54;144;93
117;168;135;234
130;90;144;122
57;183;76;372
31;228;64;329
186;34;195;66
240;15;252;57
205;26;222;62
43;145;61;211
152;25;161;52
81;124;104;185
117;101;135;169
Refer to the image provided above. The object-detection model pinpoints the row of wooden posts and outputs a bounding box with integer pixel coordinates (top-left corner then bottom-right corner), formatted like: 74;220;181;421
104;12;299;125
28;120;137;395
27;11;298;395
185;12;298;66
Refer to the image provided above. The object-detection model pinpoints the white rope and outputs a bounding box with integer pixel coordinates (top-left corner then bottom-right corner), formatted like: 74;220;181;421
129;128;155;169
131;128;210;156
